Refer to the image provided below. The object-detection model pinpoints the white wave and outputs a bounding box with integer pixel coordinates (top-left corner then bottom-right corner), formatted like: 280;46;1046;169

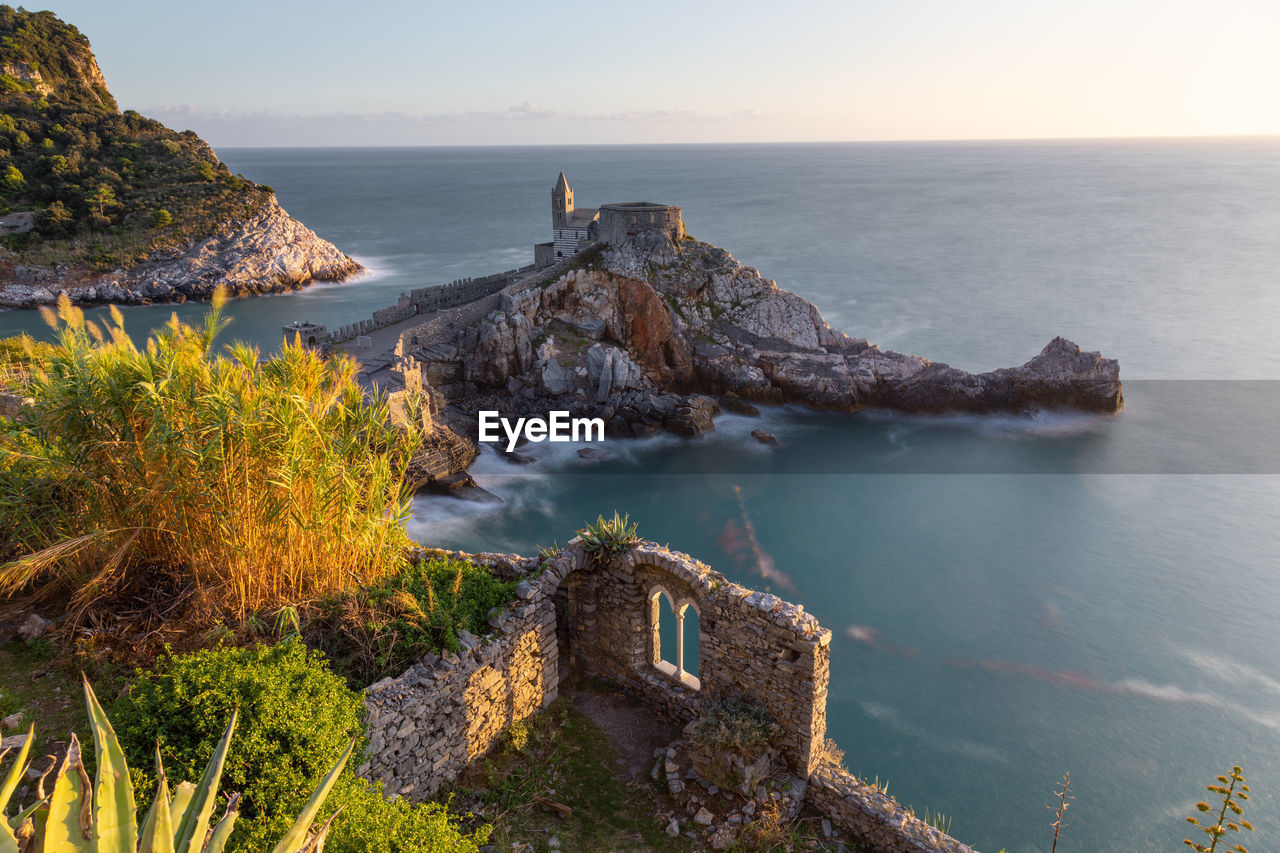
345;255;398;283
857;405;1110;440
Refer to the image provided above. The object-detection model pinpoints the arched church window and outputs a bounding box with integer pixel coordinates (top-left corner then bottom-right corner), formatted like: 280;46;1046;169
649;586;700;689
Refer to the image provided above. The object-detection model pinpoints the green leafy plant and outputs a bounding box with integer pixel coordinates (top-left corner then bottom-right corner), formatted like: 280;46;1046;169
921;807;952;835
1185;765;1253;853
272;606;301;639
576;511;639;556
108;639;489;853
110;640;363;851
305;554;516;686
504;721;529;753
0;676;353;853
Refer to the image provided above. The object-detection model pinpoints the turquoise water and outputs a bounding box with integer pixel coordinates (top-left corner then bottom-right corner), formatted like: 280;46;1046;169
5;140;1280;851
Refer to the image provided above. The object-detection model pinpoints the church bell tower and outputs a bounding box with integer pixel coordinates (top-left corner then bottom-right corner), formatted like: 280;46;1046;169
552;171;573;228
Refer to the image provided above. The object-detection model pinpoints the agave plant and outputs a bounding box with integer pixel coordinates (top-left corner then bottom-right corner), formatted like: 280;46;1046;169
576;511;640;556
0;677;353;853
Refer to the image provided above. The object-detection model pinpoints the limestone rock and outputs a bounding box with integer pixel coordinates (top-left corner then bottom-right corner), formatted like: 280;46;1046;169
16;613;50;643
710;825;736;850
0;195;361;308
0;734;29;751
402;232;1120;442
719;393;760;416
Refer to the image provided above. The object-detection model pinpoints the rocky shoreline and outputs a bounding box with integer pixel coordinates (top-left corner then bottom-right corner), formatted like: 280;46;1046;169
0;194;361;308
393;231;1121;460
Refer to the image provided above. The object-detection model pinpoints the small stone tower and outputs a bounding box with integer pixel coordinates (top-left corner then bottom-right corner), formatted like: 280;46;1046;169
552;171;573;228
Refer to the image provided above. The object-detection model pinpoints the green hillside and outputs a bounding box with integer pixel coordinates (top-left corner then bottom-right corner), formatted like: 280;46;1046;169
0;5;272;271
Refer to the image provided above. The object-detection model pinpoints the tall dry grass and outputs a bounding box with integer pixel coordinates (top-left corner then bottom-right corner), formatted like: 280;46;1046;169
0;289;423;617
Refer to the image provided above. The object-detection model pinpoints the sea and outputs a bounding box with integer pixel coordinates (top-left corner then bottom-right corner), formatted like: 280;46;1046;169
4;139;1280;852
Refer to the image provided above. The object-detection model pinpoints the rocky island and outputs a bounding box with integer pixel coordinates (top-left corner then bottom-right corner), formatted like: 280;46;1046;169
366;175;1120;486
0;7;359;308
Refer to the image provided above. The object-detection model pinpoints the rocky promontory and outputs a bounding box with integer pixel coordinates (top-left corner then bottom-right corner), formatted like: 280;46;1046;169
0;7;360;308
0;194;360;307
400;230;1121;440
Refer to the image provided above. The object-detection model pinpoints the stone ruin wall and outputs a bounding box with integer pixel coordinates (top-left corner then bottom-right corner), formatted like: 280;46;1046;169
578;546;830;778
359;540;976;853
808;766;976;853
394;248;598;361
359;550;558;799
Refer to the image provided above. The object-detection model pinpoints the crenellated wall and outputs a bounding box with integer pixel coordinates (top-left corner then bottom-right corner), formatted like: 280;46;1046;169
327;265;538;344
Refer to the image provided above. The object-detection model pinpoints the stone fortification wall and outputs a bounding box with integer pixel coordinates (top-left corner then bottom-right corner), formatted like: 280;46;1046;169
359;539;975;852
808;765;977;853
396;248;596;356
595;202;684;247
328;265;537;343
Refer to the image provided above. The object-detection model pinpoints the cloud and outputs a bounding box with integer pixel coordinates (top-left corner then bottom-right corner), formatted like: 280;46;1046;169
140;102;788;146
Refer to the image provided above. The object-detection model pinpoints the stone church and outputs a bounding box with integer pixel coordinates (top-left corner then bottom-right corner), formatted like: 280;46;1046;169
534;172;684;266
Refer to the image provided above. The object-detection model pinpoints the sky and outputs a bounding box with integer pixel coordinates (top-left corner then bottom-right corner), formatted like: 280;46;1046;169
29;0;1280;147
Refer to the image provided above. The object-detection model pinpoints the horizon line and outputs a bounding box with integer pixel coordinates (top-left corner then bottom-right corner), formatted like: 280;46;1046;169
209;132;1280;150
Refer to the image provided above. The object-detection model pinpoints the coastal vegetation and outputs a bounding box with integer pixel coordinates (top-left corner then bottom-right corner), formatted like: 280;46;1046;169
0;290;422;623
577;510;641;557
110;640;489;853
0;297;505;851
0;677;356;853
304;552;517;687
0;6;276;271
0;293;1251;851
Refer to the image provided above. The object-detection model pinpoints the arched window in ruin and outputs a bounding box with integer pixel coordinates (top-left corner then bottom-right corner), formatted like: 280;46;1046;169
649;586;701;689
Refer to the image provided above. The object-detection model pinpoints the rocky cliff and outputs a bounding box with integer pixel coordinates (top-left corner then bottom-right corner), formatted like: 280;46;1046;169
0;7;360;307
404;232;1121;438
0;194;360;307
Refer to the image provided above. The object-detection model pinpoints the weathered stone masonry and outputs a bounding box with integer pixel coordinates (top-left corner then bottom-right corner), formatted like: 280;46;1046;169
359;550;557;798
359;540;975;852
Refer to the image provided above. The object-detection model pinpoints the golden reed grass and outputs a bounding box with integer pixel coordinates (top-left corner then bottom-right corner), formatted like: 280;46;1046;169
0;288;423;617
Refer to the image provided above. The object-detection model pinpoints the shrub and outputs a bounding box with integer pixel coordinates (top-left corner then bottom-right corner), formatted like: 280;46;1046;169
112;640;363;848
307;553;517;686
324;782;489;853
39;198;71;231
152;206;172;227
110;639;487;853
0;677;355;853
1;163;23;193
0;293;423;616
688;698;779;762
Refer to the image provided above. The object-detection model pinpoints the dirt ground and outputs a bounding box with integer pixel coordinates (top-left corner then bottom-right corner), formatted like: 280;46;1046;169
572;682;683;780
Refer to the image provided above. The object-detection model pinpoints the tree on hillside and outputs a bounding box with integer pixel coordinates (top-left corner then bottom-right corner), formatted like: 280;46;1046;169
40;198;71;232
1;164;23;193
88;182;116;220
